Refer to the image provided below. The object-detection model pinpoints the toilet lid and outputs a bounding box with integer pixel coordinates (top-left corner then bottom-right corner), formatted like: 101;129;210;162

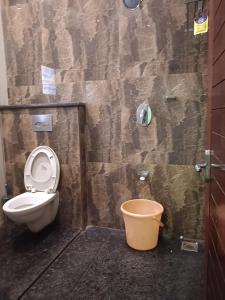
24;146;60;193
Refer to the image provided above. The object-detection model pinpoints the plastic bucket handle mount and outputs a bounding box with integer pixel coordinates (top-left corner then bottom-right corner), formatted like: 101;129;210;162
151;217;164;228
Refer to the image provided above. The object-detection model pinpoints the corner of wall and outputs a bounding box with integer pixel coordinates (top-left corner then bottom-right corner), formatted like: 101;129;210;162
0;2;8;105
0;116;5;227
0;1;8;226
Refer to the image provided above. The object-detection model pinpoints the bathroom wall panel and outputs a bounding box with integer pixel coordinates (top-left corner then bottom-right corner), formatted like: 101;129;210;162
213;0;222;16
0;1;8;227
214;0;225;38
87;162;204;238
209;219;225;280
212;80;225;109
2;0;120;93
0;0;208;238
0;2;8;105
208;0;225;292
7;83;86;105
214;22;225;63
212;52;225;87
211;132;225;155
210;182;225;263
120;74;207;166
0;106;86;229
207;249;224;300
208;224;225;289
211;135;225;164
85;80;122;164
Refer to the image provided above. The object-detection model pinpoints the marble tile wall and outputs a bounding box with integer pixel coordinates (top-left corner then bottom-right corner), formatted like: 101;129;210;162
0;117;6;227
1;0;208;238
0;4;8;227
0;106;87;229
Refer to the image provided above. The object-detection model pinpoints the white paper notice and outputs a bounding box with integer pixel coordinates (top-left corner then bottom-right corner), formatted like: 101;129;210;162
41;65;56;95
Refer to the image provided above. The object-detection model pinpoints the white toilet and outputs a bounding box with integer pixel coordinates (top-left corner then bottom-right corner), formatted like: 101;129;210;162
3;146;60;232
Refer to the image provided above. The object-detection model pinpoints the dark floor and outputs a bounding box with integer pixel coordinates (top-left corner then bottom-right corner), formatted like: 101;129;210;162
0;224;204;300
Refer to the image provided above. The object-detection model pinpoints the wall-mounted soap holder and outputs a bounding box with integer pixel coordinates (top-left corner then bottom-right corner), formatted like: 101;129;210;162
165;96;177;101
136;103;152;127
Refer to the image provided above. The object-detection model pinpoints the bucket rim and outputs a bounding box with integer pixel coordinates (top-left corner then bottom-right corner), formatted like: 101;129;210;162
120;199;164;218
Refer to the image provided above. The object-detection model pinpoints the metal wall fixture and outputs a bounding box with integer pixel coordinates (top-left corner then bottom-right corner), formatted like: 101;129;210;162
136;103;152;127
137;170;149;181
165;96;177;101
195;149;212;182
123;0;143;10
32;114;53;132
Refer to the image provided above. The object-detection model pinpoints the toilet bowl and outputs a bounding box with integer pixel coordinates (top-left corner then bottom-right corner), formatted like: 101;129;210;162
3;146;60;232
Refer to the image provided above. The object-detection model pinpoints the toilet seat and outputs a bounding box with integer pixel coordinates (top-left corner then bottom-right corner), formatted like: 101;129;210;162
24;146;60;193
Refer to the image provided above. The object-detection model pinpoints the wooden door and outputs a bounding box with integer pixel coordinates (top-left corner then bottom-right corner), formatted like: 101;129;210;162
207;0;225;298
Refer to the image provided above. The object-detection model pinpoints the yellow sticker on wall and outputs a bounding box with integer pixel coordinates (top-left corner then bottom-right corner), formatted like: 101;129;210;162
194;15;208;35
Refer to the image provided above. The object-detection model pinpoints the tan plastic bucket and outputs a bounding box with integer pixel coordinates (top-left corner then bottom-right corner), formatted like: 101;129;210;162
121;199;164;251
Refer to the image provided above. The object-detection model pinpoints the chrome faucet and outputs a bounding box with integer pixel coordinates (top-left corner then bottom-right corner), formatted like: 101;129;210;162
195;163;207;172
137;170;149;181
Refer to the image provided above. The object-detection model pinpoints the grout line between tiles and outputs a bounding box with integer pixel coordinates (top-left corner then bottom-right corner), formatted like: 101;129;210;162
17;229;83;300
